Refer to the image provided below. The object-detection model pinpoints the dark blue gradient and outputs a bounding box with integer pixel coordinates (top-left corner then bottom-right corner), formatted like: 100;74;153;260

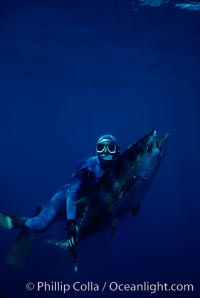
0;1;200;297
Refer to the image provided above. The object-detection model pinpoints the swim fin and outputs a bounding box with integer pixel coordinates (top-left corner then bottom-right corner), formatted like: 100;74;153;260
6;227;35;266
0;211;27;229
0;206;41;266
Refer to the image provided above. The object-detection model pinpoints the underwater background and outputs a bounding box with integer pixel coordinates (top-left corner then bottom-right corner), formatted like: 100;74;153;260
0;0;200;297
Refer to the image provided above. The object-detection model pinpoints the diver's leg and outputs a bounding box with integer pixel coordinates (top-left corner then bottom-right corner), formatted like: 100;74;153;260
25;190;66;232
7;190;66;266
0;188;67;266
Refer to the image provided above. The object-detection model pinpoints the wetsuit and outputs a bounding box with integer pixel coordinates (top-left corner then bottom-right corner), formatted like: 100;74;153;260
24;156;105;232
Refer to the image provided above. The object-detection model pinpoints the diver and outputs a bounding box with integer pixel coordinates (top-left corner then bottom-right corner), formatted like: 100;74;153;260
0;134;120;249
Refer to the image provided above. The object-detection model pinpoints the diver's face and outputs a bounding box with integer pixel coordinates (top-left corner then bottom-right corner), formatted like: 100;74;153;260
97;141;117;162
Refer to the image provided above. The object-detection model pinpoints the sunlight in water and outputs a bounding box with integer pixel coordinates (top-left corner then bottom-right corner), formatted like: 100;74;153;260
131;0;200;10
138;0;168;7
175;1;200;11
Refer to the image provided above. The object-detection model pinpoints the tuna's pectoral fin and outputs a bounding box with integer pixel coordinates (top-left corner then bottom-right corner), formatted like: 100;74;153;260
110;217;119;239
131;203;141;217
74;197;87;205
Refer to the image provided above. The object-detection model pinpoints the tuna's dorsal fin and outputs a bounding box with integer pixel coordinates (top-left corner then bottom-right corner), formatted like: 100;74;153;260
131;203;141;217
110;217;119;239
74;197;87;205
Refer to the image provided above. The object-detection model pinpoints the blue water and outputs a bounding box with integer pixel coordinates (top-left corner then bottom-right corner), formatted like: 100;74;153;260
0;1;200;297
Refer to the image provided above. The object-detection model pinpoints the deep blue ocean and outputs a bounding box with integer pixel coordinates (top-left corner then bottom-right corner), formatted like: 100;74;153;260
0;0;200;297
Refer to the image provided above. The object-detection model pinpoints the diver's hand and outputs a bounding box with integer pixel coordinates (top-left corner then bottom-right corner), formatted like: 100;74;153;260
66;220;79;248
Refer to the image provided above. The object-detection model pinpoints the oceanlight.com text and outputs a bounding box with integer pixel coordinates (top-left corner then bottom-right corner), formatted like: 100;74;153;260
26;281;194;294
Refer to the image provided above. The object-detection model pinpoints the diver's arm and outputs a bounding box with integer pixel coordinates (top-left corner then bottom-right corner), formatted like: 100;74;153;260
66;168;88;220
66;177;82;220
66;168;89;248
